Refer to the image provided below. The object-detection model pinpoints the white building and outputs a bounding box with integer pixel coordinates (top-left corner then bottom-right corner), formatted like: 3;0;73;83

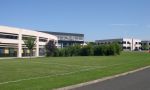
95;38;141;51
0;26;58;57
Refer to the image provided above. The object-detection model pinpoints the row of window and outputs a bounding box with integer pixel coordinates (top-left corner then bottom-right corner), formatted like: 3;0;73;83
0;33;84;42
0;34;18;39
0;48;17;57
98;41;141;45
57;35;83;41
123;47;141;50
0;34;48;42
0;47;46;57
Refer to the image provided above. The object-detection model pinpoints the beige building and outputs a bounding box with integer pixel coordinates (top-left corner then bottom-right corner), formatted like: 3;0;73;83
0;26;58;57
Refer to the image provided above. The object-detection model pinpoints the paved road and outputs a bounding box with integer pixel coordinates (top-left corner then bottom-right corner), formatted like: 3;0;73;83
71;68;150;90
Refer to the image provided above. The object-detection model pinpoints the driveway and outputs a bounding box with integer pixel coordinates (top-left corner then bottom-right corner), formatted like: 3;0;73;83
71;67;150;90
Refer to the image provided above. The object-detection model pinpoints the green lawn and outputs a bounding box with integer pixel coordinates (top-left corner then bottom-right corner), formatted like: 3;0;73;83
0;52;150;90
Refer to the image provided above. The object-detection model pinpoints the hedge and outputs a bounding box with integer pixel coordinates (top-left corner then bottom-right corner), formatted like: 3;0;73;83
48;43;121;57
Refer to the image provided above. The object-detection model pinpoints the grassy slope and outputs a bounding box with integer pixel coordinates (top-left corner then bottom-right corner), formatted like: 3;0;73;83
0;52;150;90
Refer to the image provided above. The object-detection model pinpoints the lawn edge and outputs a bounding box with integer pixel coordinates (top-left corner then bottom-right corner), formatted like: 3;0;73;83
54;65;150;90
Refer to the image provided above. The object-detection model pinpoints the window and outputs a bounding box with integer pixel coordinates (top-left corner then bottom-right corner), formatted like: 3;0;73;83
79;37;83;40
135;47;138;50
139;42;142;45
39;37;48;42
0;34;18;39
127;42;130;44
127;47;131;49
0;48;3;54
123;41;126;44
123;47;126;49
39;39;47;42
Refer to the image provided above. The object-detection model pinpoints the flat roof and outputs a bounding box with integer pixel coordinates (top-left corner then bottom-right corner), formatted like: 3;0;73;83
41;31;84;37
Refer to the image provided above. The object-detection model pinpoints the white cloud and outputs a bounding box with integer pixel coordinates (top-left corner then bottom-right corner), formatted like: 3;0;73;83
110;24;138;26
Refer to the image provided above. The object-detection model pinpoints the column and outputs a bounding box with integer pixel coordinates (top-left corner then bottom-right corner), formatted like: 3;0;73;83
18;33;22;57
61;43;63;48
36;36;39;57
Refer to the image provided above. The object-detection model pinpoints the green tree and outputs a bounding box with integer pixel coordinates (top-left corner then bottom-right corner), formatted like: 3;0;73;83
87;42;97;46
45;40;57;57
93;45;103;56
142;44;149;50
113;42;122;55
80;45;94;56
23;36;36;59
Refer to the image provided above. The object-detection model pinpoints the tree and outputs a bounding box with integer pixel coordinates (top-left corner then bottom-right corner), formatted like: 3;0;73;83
142;44;149;50
23;36;36;59
80;45;94;56
93;45;103;56
87;42;97;46
45;40;57;57
113;42;122;55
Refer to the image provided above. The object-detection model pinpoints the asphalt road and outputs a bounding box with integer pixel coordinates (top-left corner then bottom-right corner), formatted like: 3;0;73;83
71;67;150;90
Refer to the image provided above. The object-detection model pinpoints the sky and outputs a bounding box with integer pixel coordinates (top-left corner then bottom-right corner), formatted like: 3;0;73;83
0;0;150;41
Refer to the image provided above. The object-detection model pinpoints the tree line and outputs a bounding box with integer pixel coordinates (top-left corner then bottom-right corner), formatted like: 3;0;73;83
23;37;121;57
46;41;122;57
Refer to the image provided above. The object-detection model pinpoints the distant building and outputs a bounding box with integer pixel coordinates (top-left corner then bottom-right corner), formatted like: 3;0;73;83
95;38;141;51
41;31;84;48
141;40;150;50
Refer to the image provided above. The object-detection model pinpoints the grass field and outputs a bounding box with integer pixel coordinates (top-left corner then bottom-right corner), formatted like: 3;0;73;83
0;52;150;90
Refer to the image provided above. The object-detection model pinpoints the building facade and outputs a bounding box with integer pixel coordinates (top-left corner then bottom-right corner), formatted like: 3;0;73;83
42;31;84;48
141;41;150;50
95;38;141;51
0;26;58;57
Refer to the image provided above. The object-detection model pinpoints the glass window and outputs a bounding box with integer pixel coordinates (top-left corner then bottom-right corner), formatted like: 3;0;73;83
0;34;18;39
123;41;126;44
127;42;130;44
123;47;126;49
0;48;3;54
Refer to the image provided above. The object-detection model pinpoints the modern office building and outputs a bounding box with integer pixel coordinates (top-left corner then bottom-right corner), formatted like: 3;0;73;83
95;38;141;51
141;40;150;50
0;26;58;57
41;31;84;48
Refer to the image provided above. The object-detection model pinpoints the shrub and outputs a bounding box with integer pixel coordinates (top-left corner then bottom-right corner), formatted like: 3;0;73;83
106;44;116;55
80;45;93;56
93;45;103;56
47;43;121;57
45;40;57;57
113;42;122;55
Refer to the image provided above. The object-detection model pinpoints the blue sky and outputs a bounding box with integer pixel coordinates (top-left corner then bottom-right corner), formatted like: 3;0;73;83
0;0;149;41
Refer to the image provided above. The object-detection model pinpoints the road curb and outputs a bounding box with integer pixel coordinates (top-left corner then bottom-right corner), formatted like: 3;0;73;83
55;65;150;90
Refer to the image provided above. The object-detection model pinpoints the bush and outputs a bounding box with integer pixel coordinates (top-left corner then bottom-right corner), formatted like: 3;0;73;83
68;45;81;56
113;42;121;55
45;40;57;57
45;43;121;57
53;48;59;57
93;45;103;56
80;45;93;56
93;43;121;56
106;44;116;55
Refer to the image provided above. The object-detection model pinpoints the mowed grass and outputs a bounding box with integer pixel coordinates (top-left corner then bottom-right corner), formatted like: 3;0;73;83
0;52;150;90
